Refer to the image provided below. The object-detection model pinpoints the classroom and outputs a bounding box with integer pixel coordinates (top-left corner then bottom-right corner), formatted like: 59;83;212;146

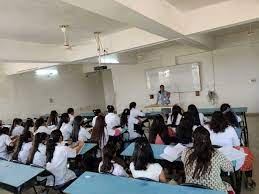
0;0;258;194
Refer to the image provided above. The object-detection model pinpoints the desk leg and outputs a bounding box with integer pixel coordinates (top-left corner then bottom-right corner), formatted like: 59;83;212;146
243;112;249;146
15;187;22;194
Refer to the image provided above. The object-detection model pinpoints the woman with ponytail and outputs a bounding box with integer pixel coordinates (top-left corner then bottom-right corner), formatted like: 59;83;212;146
46;130;84;186
58;113;72;141
182;126;234;192
129;137;166;182
10;118;24;137
27;132;48;166
12;130;32;163
23;118;34;134
34;117;51;135
71;116;91;142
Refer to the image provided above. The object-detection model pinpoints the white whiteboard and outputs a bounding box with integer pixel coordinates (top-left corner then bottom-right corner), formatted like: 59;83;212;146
146;63;201;93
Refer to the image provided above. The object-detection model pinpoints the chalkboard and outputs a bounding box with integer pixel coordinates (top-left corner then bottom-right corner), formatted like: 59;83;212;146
146;63;201;93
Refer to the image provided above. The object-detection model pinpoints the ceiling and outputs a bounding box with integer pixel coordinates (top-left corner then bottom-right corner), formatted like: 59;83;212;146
166;0;231;12
0;0;128;45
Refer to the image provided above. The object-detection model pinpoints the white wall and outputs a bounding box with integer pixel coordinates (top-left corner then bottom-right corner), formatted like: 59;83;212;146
101;70;116;107
0;64;106;123
111;32;259;113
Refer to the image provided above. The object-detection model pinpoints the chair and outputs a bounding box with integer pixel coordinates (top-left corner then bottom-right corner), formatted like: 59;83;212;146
181;183;212;190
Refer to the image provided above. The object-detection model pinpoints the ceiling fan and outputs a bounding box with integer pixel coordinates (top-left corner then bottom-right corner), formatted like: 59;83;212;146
60;25;71;49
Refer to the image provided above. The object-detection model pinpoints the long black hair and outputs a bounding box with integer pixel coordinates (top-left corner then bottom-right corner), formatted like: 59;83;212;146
210;111;228;133
129;102;136;110
93;109;101;116
72;116;83;142
46;130;63;163
132;137;154;170
34;117;45;132
120;108;130;127
171;105;182;126
186;126;215;179
107;105;115;113
100;143;116;173
187;104;201;126
10;118;23;136
57;113;70;130
220;104;239;128
176;112;194;144
0;127;9;136
47;110;58;126
91;115;106;146
149;115;170;144
27;132;47;164
12;130;32;160
23;118;34;134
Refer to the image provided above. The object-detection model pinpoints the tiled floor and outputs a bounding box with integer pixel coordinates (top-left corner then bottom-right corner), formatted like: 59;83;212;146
1;115;258;194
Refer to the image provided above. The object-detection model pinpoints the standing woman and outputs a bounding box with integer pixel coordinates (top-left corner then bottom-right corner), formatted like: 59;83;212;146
105;105;120;136
10;118;24;137
58;113;73;141
92;109;101;127
120;108;130;128
182;126;234;192
72;116;91;142
187;104;208;127
46;130;84;186
128;102;145;140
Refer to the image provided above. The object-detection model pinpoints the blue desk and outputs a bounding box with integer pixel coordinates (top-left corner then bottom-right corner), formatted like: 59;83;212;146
0;160;45;194
64;172;224;194
121;143;167;160
79;143;97;155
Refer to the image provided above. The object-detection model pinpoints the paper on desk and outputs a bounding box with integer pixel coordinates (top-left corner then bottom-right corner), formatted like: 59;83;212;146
160;143;186;162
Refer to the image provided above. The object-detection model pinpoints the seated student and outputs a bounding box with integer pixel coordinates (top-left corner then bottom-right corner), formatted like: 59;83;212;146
149;115;173;145
58;113;73;141
67;108;75;125
207;111;256;190
34;117;51;135
71;116;91;142
12;131;32;163
0;127;14;160
23;118;34;134
47;110;59;130
128;102;145;140
206;111;240;147
10;118;24;137
187;104;208;127
46;130;84;186
98;143;128;177
91;115;109;150
130;137;166;182
27;132;48;167
120;108;130;128
92;109;101;127
167;105;182;127
182;126;234;193
105;105;120;136
174;112;194;145
220;103;241;138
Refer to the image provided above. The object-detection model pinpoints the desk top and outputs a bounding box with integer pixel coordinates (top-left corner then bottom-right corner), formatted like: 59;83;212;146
79;143;97;155
0;160;45;188
64;172;224;194
199;107;247;115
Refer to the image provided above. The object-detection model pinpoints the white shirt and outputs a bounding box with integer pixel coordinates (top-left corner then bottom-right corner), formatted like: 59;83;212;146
92;116;97;127
105;113;120;136
33;143;46;167
98;161;128;177
11;125;24;136
199;113;209;126
128;108;145;140
18;142;32;164
60;123;73;141
130;162;163;182
46;144;77;186
78;126;91;142
35;126;51;135
0;134;12;159
206;125;240;147
69;114;75;125
167;113;182;126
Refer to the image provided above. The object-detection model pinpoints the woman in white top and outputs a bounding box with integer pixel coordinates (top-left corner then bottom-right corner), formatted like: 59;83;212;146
71;116;91;142
67;108;75;126
98;143;128;177
92;109;101;127
34;118;52;135
167;105;182;126
128;102;145;140
105;105;120;136
27;132;48;167
58;113;73;141
46;130;84;186
0;127;14;160
206;111;240;147
188;104;208;127
10;118;24;137
129;137;166;182
91;115;109;150
12;130;32;164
